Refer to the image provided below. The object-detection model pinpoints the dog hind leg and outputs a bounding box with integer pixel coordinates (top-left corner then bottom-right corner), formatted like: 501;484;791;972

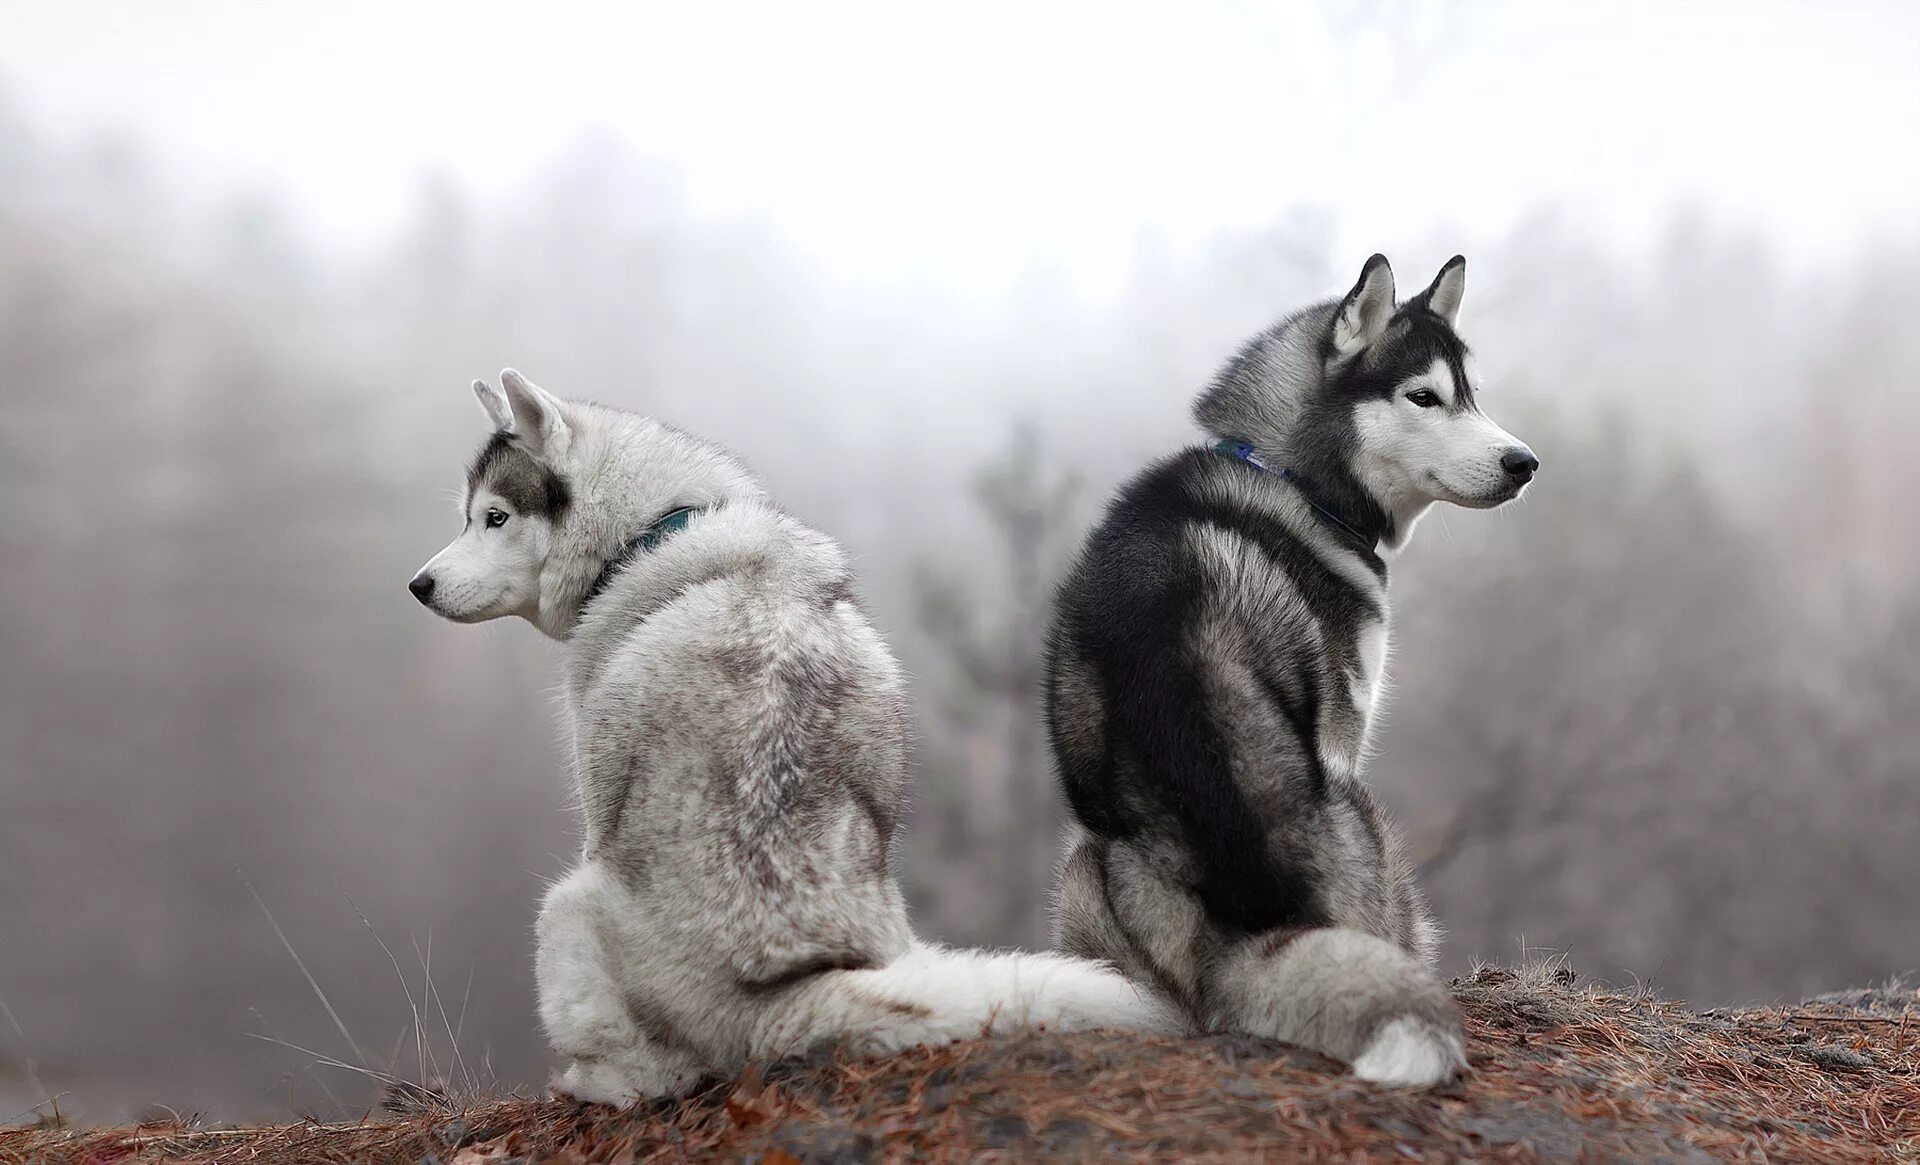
1204;926;1465;1087
536;863;705;1103
1051;835;1145;975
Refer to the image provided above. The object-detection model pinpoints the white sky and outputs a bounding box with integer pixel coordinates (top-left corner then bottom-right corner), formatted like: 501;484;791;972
3;0;1916;289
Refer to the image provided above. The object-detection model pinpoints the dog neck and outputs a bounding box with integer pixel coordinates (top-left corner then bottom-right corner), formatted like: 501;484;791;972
578;505;701;619
1213;439;1387;558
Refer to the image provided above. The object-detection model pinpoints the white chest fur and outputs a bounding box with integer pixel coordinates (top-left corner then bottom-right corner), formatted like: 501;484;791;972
1353;617;1390;723
1320;615;1390;782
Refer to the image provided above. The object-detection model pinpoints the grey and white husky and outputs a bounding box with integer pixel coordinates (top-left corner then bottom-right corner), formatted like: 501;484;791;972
1046;255;1537;1088
410;370;1169;1103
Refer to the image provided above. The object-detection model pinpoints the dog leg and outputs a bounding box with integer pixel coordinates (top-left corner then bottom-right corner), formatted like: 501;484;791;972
536;864;705;1103
1204;926;1465;1088
1050;835;1138;971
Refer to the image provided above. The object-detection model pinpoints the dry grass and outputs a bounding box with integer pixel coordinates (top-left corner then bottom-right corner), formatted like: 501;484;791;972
7;964;1916;1163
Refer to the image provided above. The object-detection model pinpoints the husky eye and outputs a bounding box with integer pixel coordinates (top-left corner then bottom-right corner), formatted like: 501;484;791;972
484;508;509;529
1406;389;1442;408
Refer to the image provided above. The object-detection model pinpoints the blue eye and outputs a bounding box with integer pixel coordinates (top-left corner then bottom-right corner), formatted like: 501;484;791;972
1407;389;1441;408
485;508;509;529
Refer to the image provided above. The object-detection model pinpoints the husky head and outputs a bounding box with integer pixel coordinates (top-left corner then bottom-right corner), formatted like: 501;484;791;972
409;369;763;638
1194;254;1536;550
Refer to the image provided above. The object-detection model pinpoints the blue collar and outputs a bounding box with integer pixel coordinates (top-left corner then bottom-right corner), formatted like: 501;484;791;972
581;505;700;613
1211;440;1376;553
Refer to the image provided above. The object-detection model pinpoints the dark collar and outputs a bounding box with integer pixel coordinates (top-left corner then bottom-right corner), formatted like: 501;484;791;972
1211;440;1380;555
580;506;700;614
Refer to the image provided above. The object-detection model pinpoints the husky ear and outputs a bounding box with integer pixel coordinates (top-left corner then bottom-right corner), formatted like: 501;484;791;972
473;378;513;432
1411;255;1466;326
496;368;570;459
1332;254;1395;357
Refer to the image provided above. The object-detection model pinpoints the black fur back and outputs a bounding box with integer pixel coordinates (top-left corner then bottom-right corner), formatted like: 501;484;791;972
1045;449;1385;935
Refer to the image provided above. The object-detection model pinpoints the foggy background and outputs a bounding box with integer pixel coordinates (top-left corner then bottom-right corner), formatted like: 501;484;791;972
4;0;1918;1124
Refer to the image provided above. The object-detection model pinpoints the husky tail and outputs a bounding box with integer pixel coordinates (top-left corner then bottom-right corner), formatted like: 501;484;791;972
1206;927;1465;1087
752;942;1182;1058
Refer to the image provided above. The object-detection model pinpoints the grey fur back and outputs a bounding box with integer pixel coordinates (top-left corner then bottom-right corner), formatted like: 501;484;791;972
563;497;916;995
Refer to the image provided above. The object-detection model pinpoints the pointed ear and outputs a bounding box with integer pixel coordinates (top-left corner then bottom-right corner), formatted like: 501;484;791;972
473;378;513;432
1411;255;1466;326
1332;254;1396;357
498;368;570;459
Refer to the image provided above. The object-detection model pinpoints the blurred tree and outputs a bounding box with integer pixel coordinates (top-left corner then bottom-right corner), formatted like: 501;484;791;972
1385;400;1920;1000
907;421;1083;948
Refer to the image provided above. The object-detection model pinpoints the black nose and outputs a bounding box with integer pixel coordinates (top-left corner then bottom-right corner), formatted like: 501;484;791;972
1501;448;1540;482
408;573;436;604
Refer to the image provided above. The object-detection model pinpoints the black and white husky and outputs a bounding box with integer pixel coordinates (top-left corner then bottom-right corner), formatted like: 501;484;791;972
1046;255;1537;1087
410;371;1170;1103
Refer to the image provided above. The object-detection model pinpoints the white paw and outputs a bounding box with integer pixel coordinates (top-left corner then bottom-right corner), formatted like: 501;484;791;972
1351;1016;1467;1088
551;1058;644;1107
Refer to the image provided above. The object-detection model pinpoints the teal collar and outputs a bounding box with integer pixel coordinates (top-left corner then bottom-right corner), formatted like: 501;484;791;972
582;505;700;613
634;505;697;553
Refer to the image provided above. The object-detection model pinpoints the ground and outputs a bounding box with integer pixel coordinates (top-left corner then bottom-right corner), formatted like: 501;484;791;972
7;965;1916;1163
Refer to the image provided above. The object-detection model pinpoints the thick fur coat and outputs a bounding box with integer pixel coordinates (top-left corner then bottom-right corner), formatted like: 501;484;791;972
412;371;1171;1102
1046;256;1537;1087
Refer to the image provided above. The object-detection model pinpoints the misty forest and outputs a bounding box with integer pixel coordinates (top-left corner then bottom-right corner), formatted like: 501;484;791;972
2;90;1917;1121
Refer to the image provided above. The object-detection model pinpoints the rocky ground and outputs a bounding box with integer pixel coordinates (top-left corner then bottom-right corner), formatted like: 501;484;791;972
7;964;1915;1163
